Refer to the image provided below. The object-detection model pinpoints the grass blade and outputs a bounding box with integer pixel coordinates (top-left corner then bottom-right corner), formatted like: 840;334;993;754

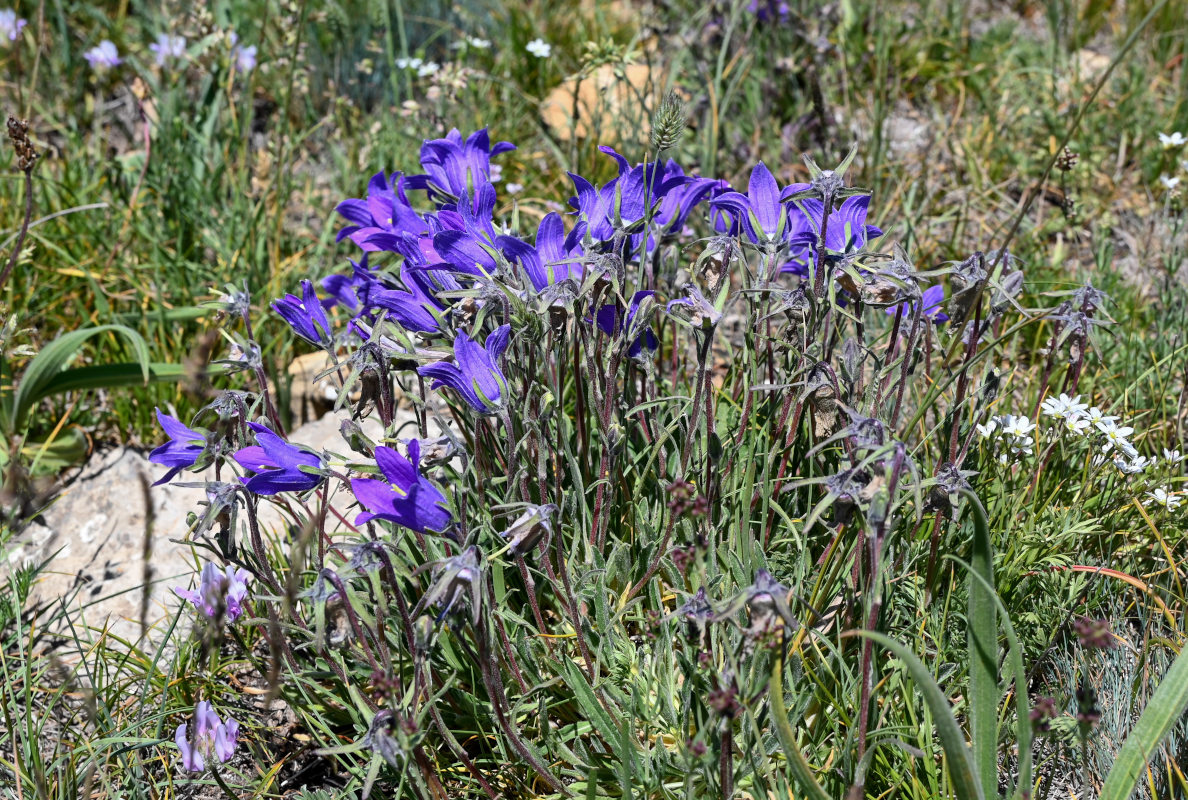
851;631;985;800
963;489;998;800
1099;642;1188;800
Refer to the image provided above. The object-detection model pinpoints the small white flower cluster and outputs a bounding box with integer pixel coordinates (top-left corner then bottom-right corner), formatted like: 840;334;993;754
1039;393;1155;473
394;56;440;77
1158;132;1188;191
976;414;1036;464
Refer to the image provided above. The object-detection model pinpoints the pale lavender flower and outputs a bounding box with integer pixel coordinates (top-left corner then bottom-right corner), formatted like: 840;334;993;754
229;32;256;72
0;8;26;42
149;33;187;66
175;563;251;623
84;40;122;69
175;701;238;773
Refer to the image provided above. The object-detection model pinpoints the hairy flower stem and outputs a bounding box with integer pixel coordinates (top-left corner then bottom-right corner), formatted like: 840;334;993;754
473;617;569;795
0;140;35;297
320;570;380;673
720;726;734;799
553;532;596;681
888;307;923;428
515;553;548;637
680;331;715;475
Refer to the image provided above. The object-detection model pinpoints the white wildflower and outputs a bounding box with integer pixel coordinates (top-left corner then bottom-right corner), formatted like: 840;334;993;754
1002;415;1036;439
467;36;491;49
1160;174;1181;190
526;38;551;58
416;61;439;77
1158;131;1186;149
506;182;524;194
1146;487;1183;510
1163;448;1184;465
1114;454;1150;475
1041;393;1088;420
975;419;998;439
1097;421;1135;454
1062;415;1091;436
1084;407;1117;427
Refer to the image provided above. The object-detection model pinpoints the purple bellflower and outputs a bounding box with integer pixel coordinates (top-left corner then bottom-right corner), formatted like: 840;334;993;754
273;280;334;346
568;147;687;246
786;195;883;256
233;423;325;495
149;409;205;485
653;162;726;238
149;33;187;66
498;213;587;291
351;440;453;533
175;563;251;623
1;9;27;42
366;265;448;333
419;325;511;414
335;171;427;251
175;701;238;773
84;40;121;69
710;162;803;244
595;291;658;358
406;128;515;203
886;284;949;323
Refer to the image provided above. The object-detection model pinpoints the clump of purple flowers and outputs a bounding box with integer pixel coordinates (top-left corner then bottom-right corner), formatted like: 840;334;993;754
175;563;251;624
175;701;239;773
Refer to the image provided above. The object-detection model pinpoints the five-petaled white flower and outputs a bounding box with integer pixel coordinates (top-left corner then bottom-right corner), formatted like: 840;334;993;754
976;419;998;439
526;38;552;58
1041;393;1089;421
1146;487;1182;510
1002;415;1036;439
1160;174;1181;190
1163;448;1184;465
1158;131;1186;149
1114;454;1149;475
1097;420;1136;455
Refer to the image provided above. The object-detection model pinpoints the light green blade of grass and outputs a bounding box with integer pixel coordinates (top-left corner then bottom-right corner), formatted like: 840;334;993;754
1099;642;1188;800
852;631;985;800
10;324;150;430
964;489;998;800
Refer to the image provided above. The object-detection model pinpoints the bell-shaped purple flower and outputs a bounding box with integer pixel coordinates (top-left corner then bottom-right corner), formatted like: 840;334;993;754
885;284;949;323
418;325;511;415
175;563;251;623
366;265;447;333
497;213;587;291
710;162;803;244
595;291;658;358
149;408;206;485
273;280;334;347
335;171;427;251
351;440;453;533
175;701;238;773
406;128;515;202
653;162;726;237
787;195;883;254
233;423;325;495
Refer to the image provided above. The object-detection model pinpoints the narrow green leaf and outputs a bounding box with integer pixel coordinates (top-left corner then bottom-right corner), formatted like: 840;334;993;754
963;489;998;800
12;324;151;430
1099;642;1188;800
31;361;235;400
768;649;831;800
947;555;1032;800
853;631;985;800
